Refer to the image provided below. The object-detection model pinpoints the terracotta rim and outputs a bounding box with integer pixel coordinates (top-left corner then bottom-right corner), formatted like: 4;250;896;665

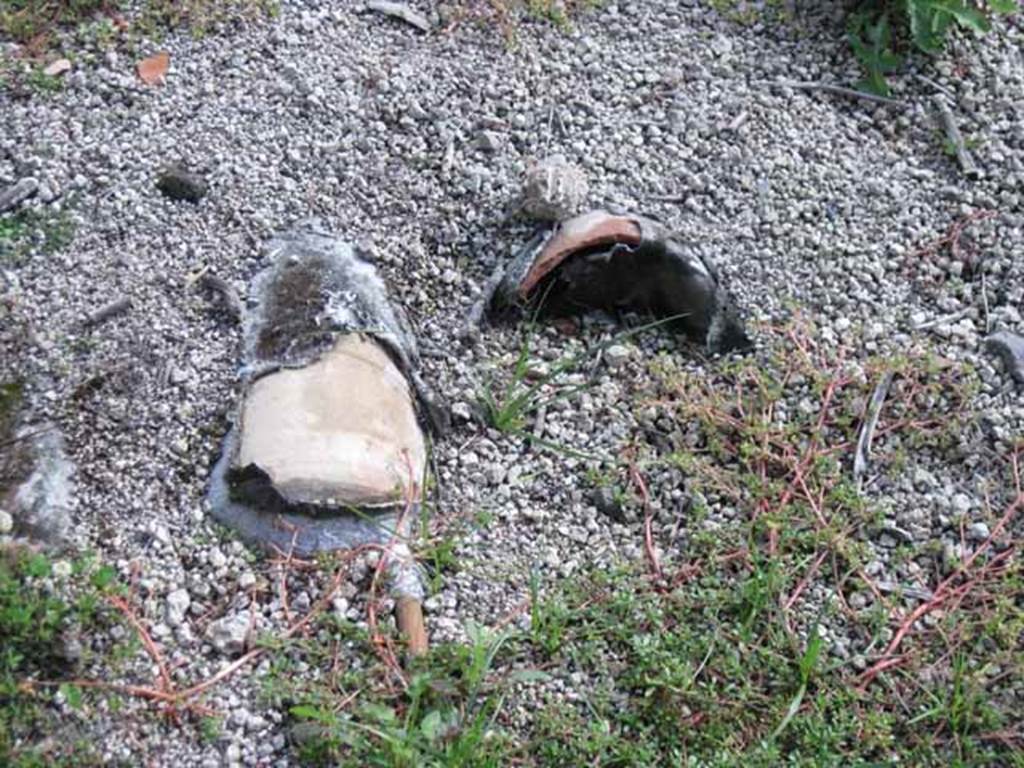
518;212;642;299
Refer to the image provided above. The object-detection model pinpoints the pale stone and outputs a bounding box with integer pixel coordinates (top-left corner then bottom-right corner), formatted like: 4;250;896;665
207;612;251;655
236;335;425;507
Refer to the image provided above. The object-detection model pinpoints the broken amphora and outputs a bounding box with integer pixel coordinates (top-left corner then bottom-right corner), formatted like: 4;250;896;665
489;209;751;353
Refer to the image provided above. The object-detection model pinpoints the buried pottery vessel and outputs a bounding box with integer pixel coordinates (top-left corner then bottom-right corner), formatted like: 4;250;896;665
490;210;751;353
207;221;444;652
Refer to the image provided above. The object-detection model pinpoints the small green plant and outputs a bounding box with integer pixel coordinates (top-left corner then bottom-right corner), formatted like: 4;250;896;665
456;0;600;47
478;329;555;435
479;316;673;444
524;0;572;29
287;621;537;767
0;0;278;65
24;67;64;94
0;204;76;266
418;521;463;594
0;548;122;766
0;0;110;46
477;325;602;451
138;0;278;39
770;624;824;740
847;0;1018;95
528;568;570;655
199;715;223;743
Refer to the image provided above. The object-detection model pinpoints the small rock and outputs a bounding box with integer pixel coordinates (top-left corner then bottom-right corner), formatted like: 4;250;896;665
292;591;311;613
0;510;12;535
604;344;630;369
43;58;72;77
208;548;227;568
424;595;442;613
710;35;733;56
407;101;429;121
985;331;1024;385
166;588;191;627
157;166;208;203
968;522;990;542
475;130;502;153
366;0;432;32
519;155;590;221
950;493;972;514
0;177;39;213
289;721;330;747
592;486;626;522
451;401;472;422
206;612;251;655
8;428;74;545
59;630;84;665
526;361;550;379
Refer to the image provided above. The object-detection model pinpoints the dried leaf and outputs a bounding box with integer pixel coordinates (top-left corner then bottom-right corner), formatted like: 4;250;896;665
137;51;170;85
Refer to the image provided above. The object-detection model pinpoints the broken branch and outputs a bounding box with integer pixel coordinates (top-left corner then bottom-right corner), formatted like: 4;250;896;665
853;370;894;487
760;79;907;108
933;95;978;178
83;297;132;328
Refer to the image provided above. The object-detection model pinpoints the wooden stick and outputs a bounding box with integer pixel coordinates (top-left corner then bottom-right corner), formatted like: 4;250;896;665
83;297;131;327
933;95;978;177
395;596;428;657
853;370;894;487
761;80;906;108
460;264;505;340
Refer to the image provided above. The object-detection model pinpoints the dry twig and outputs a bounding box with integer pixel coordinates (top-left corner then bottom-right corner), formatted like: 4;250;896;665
853;370;895;488
760;79;907;108
627;451;663;580
933;95;978;177
858;450;1024;689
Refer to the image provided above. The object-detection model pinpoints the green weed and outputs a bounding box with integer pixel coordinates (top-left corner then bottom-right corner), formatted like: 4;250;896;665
286;620;539;767
0;548;123;766
455;0;600;46
0;204;76;266
522;548;1020;765
507;318;1011;764
0;0;277;61
136;0;278;40
847;0;1018;95
0;0;109;46
24;67;64;94
478;317;675;444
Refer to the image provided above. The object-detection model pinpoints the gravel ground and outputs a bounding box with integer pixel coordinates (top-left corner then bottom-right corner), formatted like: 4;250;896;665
2;0;1023;764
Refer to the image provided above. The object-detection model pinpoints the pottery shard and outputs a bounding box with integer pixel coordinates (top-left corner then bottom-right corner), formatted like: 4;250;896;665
519;211;642;298
235;334;425;508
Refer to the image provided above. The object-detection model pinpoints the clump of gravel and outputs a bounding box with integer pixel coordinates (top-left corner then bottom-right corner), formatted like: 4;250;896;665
2;0;1023;762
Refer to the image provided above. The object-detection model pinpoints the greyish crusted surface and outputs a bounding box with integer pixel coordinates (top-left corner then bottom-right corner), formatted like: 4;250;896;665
1;0;1023;763
244;220;421;373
